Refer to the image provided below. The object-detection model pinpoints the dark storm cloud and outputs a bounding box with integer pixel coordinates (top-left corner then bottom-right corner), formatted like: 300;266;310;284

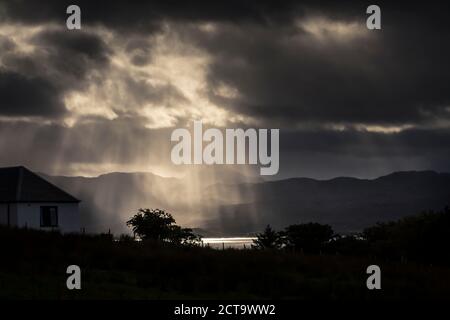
0;29;111;117
2;0;299;30
1;0;450;178
195;4;450;126
32;29;110;63
3;0;450;126
28;29;111;87
0;71;64;116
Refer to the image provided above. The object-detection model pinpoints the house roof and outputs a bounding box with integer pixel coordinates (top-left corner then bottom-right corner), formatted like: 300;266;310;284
0;166;80;203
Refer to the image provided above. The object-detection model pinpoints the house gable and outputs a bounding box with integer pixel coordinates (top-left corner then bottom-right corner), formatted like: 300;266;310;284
0;166;80;203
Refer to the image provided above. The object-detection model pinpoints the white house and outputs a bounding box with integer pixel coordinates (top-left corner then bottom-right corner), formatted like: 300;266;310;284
0;166;80;233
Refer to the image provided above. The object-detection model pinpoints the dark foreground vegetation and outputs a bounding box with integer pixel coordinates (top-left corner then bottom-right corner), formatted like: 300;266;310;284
1;207;450;300
254;207;450;266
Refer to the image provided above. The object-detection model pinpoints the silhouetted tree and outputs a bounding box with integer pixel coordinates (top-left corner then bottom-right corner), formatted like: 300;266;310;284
126;208;201;245
127;208;175;241
252;225;284;250
284;223;334;253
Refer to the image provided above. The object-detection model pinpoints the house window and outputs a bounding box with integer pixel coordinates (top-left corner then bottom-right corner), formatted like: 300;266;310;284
40;206;58;227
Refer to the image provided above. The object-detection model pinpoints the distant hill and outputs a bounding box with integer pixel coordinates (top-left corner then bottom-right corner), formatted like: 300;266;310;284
204;171;450;234
41;170;450;236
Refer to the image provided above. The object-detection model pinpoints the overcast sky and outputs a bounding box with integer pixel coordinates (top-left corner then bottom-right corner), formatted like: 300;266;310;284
0;0;449;179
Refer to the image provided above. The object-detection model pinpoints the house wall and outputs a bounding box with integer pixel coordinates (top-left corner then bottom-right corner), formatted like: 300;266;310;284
16;203;80;233
0;204;17;226
0;204;7;225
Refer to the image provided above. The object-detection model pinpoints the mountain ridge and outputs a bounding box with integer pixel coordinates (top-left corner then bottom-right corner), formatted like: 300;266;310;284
40;170;450;236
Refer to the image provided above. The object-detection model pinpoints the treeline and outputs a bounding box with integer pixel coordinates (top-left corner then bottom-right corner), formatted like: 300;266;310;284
253;206;450;265
124;206;450;266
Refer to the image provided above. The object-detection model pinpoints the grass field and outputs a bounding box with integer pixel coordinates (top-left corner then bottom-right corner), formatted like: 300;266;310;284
1;226;450;300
